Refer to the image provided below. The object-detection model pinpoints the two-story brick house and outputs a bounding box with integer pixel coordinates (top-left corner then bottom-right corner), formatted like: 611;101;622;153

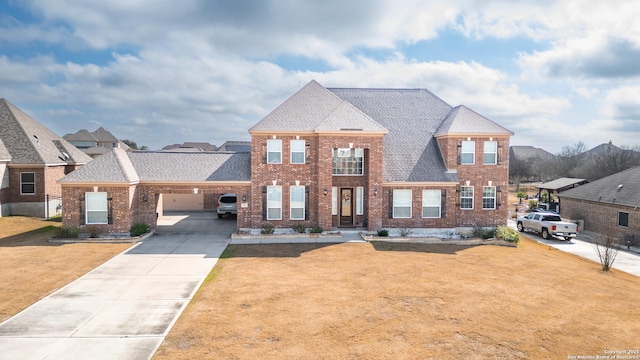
58;80;512;234
1;99;93;217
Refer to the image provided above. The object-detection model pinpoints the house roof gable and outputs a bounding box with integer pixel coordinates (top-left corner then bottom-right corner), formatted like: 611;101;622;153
435;105;514;137
0;99;93;165
0;138;10;161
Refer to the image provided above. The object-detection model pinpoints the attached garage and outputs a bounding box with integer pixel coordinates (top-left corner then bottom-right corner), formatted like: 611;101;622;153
161;193;204;211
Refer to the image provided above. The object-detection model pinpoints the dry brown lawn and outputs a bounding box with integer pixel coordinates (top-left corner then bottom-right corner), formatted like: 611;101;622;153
155;237;640;359
0;217;132;322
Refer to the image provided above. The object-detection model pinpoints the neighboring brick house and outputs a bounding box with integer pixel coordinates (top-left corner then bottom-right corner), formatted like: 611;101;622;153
58;80;513;234
0;99;93;217
558;166;640;243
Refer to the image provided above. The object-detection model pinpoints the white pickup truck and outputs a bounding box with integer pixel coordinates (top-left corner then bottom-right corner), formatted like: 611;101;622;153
516;212;579;241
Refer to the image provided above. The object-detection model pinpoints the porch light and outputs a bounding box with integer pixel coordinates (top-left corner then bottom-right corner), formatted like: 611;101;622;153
323;188;328;196
242;194;247;202
374;188;378;196
142;194;148;202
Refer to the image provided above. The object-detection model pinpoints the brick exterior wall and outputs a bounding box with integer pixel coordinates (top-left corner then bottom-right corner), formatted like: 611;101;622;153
560;198;640;241
438;135;510;228
250;134;384;231
62;183;251;233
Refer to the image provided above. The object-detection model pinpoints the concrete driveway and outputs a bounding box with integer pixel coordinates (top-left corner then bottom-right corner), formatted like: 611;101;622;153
0;211;231;360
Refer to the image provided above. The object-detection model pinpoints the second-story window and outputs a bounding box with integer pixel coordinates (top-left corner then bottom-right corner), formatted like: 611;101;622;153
461;141;475;165
290;140;305;164
267;139;282;164
484;141;497;165
332;148;364;175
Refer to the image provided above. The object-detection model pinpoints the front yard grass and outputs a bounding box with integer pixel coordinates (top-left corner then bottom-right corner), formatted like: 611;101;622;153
154;236;640;359
0;217;132;322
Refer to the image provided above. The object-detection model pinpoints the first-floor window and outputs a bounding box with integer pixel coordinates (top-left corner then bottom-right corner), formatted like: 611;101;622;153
356;187;364;215
422;189;441;218
460;186;474;209
86;192;108;224
267;186;282;220
482;186;496;210
393;189;412;218
20;172;35;195
618;211;629;227
290;186;305;220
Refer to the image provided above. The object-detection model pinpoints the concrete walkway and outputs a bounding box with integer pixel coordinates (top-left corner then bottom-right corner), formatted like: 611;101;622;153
508;219;640;277
0;219;229;359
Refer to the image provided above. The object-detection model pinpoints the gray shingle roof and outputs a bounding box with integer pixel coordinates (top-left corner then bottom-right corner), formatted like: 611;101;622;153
435;105;514;136
63;129;98;142
328;87;458;182
509;146;555;162
537;177;588;191
92;127;118;142
249;80;387;134
0;99;93;165
59;149;251;184
558;166;640;208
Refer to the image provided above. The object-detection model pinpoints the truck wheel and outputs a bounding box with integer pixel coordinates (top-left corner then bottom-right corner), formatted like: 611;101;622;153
564;236;571;241
542;228;550;240
217;214;223;219
517;222;524;232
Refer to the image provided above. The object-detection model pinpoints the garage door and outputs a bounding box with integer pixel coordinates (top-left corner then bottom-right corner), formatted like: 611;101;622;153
162;193;204;211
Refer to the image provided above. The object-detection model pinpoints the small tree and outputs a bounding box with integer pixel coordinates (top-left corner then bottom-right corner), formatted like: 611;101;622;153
516;191;527;204
593;235;620;272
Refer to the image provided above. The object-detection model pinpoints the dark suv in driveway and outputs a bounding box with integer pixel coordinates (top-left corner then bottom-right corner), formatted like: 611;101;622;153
216;194;237;219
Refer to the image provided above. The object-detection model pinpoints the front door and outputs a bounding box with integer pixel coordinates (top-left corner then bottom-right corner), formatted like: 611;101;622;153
340;188;353;227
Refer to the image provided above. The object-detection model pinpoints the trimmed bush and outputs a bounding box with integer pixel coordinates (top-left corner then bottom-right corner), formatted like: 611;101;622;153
130;222;151;237
377;229;389;237
473;226;496;239
309;226;323;234
87;226;102;238
496;226;520;243
292;223;306;233
261;223;275;234
54;226;79;239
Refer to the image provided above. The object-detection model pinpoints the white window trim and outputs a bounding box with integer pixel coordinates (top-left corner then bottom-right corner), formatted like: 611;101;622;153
461;141;475;165
422;189;441;218
393;189;412;218
290;186;305;220
482;186;496;210
356;187;364;215
20;172;36;195
331;187;338;215
460;186;474;210
86;192;108;225
290;140;305;164
266;186;282;220
266;139;282;164
483;141;498;165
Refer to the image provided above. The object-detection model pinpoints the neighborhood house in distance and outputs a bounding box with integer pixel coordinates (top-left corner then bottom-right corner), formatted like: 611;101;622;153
58;80;513;234
62;127;131;158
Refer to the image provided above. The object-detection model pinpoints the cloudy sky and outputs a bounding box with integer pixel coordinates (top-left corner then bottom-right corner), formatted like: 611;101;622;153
1;0;639;153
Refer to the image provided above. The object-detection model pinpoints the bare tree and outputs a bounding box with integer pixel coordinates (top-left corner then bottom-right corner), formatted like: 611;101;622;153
593;235;620;272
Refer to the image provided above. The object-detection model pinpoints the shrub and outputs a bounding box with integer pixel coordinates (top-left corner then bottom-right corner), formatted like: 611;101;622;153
377;229;389;237
399;228;411;237
87;226;102;238
495;226;520;243
261;223;274;234
529;200;538;209
472;226;496;239
54;226;79;239
292;223;306;233
516;191;527;202
309;226;323;234
130;222;151;237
